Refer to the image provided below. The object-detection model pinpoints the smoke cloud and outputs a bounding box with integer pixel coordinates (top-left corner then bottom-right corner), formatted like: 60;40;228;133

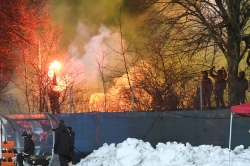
52;0;143;87
51;0;140;53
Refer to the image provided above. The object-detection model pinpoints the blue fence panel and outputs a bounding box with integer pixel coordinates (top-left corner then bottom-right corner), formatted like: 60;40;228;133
55;109;250;163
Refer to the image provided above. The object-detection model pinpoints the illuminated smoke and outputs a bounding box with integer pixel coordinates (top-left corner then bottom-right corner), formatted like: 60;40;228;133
68;22;124;87
52;0;144;86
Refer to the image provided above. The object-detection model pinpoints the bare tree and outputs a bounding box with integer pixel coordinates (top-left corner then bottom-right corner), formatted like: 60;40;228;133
55;57;86;114
126;21;212;111
92;44;115;112
67;83;89;113
134;0;250;106
0;0;53;104
0;0;67;113
103;12;139;112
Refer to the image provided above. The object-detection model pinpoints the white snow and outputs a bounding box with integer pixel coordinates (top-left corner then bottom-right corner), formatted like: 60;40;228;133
74;138;250;166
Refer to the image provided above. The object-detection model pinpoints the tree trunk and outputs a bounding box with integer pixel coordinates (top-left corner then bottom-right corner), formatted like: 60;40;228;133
227;56;239;107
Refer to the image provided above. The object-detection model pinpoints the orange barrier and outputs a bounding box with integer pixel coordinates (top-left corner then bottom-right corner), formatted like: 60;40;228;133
2;141;14;149
1;141;15;166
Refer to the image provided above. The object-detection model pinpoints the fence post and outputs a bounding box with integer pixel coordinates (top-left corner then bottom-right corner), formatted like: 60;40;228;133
9;94;12;114
132;85;134;111
199;84;202;110
70;87;72;113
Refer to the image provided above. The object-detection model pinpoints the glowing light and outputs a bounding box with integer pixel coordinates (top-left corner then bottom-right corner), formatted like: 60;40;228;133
47;60;69;92
49;61;61;71
48;61;61;79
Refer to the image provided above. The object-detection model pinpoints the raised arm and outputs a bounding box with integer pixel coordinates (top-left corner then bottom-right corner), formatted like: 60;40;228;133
210;66;216;78
247;52;250;67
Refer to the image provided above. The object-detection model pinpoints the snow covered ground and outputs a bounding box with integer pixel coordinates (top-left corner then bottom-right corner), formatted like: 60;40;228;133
74;138;250;166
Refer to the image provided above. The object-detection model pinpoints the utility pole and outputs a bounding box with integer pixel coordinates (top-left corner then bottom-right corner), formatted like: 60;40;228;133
70;87;72;113
39;40;43;112
9;94;12;114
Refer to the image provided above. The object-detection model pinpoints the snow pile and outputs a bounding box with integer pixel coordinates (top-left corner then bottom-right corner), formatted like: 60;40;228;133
75;138;250;166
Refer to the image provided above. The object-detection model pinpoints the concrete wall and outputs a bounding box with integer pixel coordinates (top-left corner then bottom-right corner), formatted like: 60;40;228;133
56;109;250;163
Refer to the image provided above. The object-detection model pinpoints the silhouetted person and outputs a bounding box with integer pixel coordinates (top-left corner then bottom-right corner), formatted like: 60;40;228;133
164;88;179;110
67;126;75;166
151;88;163;111
201;71;213;109
210;66;227;108
193;87;200;109
237;71;249;104
48;90;60;114
16;132;35;166
53;120;71;166
48;73;60;114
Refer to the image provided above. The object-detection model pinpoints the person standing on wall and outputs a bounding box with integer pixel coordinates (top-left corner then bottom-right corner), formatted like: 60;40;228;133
53;120;71;166
16;132;35;166
67;126;75;166
210;66;227;108
201;71;213;109
237;71;249;104
164;86;179;110
151;88;163;111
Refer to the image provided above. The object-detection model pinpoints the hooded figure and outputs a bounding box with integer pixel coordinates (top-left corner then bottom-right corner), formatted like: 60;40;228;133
16;132;35;166
237;71;249;104
53;120;71;166
201;71;213;108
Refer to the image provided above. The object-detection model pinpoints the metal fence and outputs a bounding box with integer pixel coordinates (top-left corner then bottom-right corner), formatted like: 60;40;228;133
86;81;250;112
3;81;250;113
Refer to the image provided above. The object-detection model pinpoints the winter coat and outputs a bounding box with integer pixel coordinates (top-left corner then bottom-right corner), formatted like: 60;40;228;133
54;124;70;155
201;77;213;96
23;135;35;155
68;130;75;158
237;77;248;94
210;70;227;93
